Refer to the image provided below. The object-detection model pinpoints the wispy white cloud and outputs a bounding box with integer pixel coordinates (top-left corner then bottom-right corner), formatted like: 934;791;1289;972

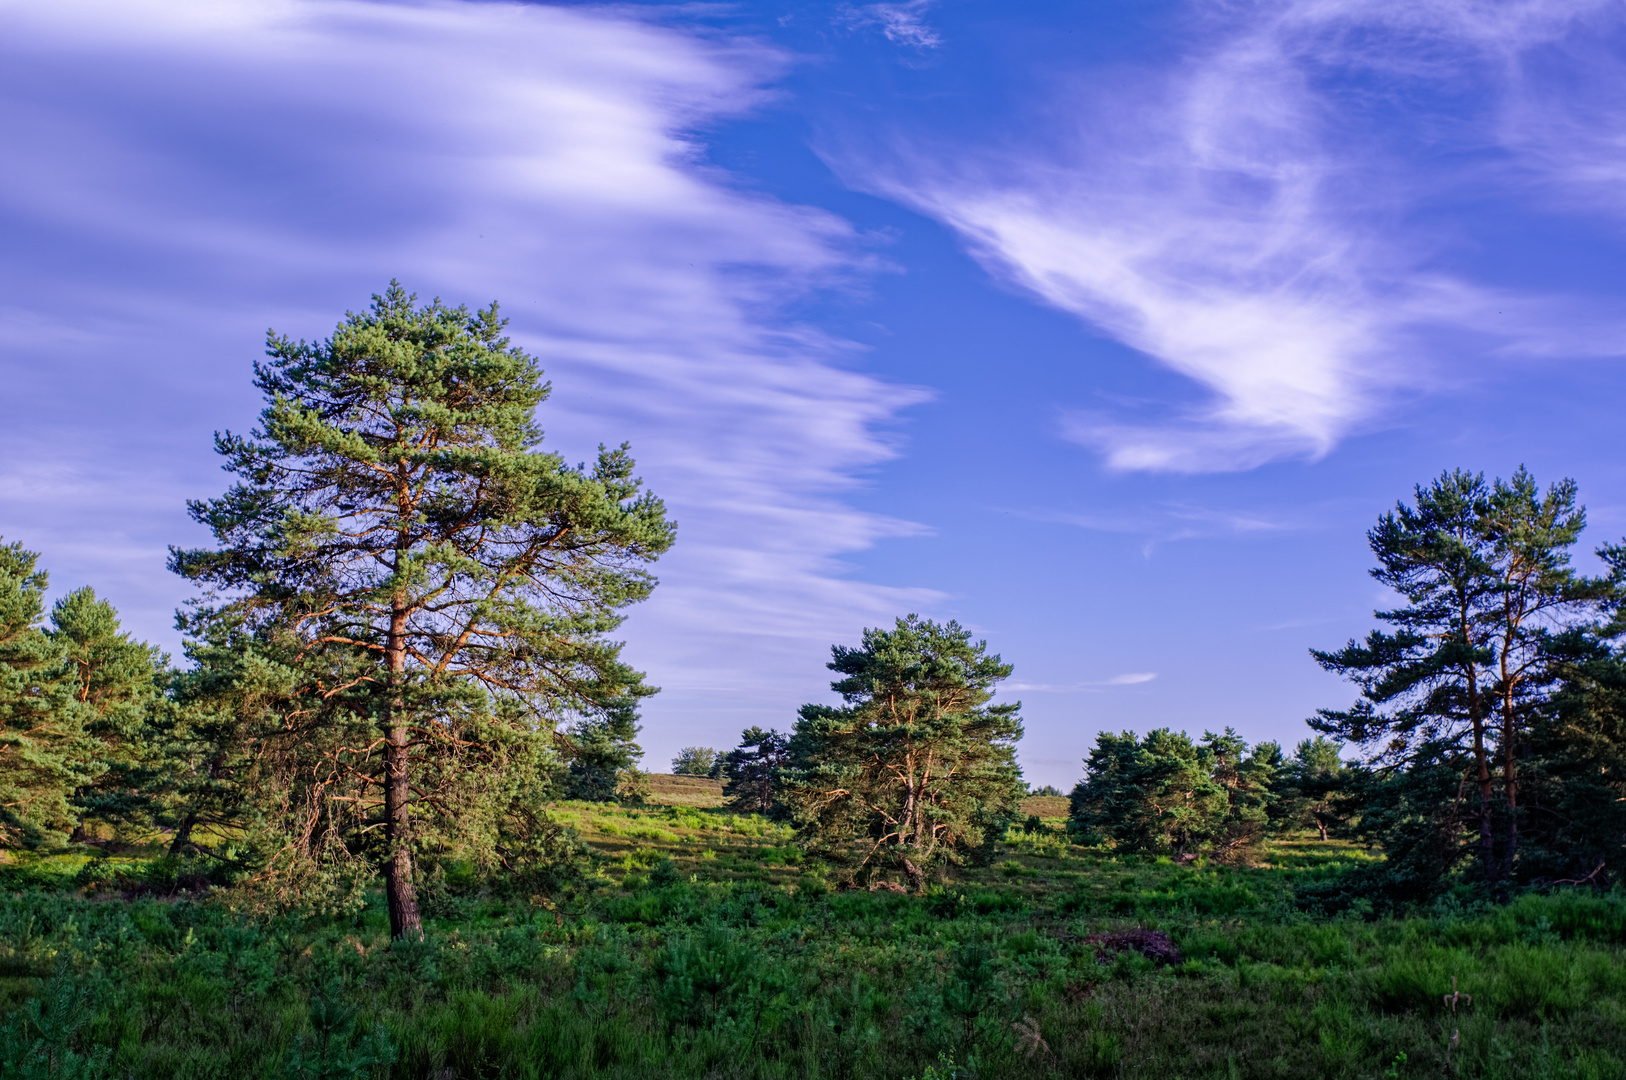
1012;500;1304;556
1004;673;1157;692
836;1;942;50
856;0;1626;472
0;0;933;761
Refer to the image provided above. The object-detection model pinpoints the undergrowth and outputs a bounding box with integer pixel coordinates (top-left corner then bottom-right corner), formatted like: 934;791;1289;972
1;807;1623;1079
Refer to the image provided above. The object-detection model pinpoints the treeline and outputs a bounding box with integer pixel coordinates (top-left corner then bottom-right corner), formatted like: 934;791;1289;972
1066;469;1626;904
677;468;1626;906
1067;729;1346;859
4;280;1624;921
0;286;1026;930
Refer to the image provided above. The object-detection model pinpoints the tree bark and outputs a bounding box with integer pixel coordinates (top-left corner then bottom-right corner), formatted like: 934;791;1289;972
169;751;221;855
1502;692;1519;888
1467;654;1496;885
899;852;927;894
168;813;196;856
383;602;422;939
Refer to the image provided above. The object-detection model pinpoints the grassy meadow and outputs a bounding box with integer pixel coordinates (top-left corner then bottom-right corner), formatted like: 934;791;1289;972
2;780;1625;1079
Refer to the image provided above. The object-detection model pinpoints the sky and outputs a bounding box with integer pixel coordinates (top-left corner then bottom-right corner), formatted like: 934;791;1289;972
4;0;1626;787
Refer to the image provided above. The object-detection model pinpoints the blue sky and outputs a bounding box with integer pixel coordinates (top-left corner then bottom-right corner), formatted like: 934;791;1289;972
4;0;1626;786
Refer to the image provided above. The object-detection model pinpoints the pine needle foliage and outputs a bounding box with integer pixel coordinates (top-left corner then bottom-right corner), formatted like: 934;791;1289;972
0;542;96;849
1311;467;1612;893
786;615;1024;892
169;283;674;936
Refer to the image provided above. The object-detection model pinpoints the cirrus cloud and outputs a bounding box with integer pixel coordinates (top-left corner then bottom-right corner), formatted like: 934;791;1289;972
854;0;1626;472
0;0;935;761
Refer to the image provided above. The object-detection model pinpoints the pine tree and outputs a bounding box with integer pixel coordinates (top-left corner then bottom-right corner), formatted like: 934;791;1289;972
784;616;1024;892
718;727;790;816
1311;469;1500;880
1519;640;1626;886
1312;468;1606;891
1479;468;1602;880
560;701;644;801
1205;729;1278;858
170;284;674;936
0;542;97;849
47;588;168;839
1273;737;1350;840
1068;729;1227;857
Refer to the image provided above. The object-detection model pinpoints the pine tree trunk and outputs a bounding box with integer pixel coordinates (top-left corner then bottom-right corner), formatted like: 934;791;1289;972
1468;667;1496;884
899;853;927;894
168;813;196;855
383;603;422;939
169;752;221;855
1502;691;1518;888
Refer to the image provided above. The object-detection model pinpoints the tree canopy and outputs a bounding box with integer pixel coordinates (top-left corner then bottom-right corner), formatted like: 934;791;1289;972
169;283;674;935
784;615;1024;892
1312;467;1619;895
1068;728;1277;859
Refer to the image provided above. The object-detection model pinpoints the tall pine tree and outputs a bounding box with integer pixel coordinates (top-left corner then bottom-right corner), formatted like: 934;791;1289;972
1313;468;1606;891
171;284;674;936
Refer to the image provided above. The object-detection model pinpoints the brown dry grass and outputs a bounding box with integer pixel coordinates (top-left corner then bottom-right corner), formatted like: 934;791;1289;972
644;773;726;807
1020;795;1069;820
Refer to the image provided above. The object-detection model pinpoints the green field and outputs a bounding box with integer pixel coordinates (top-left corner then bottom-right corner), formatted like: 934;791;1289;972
2;782;1624;1079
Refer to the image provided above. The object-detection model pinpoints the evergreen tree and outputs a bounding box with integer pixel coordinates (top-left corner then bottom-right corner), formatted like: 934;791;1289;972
1205;729;1278;858
47;588;168;839
1479;469;1603;880
1509;545;1626;887
783;616;1024;892
162;610;371;902
1311;469;1499;881
0;541;94;849
1518;643;1626;886
1272;737;1351;840
717;727;790;816
170;284;674;936
1069;730;1204;854
1311;468;1606;890
560;702;644;801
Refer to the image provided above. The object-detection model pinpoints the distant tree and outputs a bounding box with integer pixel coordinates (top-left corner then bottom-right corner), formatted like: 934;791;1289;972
170;284;674;937
718;727;791;816
784;616;1025;892
1205;729;1278;859
1312;468;1606;891
1027;784;1064;798
1069;729;1225;857
0;541;97;849
1067;727;1280;859
1271;737;1351;841
670;746;719;777
47;588;168;839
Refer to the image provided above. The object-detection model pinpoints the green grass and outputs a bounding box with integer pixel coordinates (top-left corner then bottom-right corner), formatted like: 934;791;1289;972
2;797;1624;1079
